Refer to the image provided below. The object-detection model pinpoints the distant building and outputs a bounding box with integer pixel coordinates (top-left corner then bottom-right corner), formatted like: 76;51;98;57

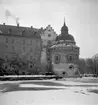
0;23;42;71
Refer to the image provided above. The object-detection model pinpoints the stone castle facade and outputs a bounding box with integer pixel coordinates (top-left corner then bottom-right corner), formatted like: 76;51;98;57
0;23;42;74
0;19;80;76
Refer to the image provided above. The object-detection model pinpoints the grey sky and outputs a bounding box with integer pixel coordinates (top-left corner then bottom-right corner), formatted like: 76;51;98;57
0;0;98;58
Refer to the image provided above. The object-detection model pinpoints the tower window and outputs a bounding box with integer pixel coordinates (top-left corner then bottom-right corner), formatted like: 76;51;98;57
69;65;74;69
65;55;67;62
69;55;73;62
55;54;60;64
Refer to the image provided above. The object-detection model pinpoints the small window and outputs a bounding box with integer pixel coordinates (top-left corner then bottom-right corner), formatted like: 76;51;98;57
5;45;8;48
30;40;32;45
22;30;25;35
30;48;33;52
48;34;51;37
30;64;33;68
5;55;8;60
6;38;8;43
55;54;60;64
69;65;74;69
65;55;67;62
8;28;12;34
23;40;25;44
12;39;14;44
47;40;52;45
12;46;15;51
47;57;50;62
47;48;50;53
30;56;33;60
23;46;25;52
69;55;73;62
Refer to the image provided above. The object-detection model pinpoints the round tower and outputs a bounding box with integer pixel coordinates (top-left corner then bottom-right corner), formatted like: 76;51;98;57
51;18;80;77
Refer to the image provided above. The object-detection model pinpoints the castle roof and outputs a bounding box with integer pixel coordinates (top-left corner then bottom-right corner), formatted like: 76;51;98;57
51;42;78;48
0;23;41;39
56;18;75;42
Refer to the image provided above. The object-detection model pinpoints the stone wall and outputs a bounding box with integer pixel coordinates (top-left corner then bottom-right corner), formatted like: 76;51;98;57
0;35;41;65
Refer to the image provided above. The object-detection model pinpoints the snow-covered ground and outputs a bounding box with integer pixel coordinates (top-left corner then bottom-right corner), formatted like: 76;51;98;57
0;77;98;105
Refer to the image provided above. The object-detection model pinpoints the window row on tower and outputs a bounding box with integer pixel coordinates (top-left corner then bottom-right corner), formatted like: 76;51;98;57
54;54;78;64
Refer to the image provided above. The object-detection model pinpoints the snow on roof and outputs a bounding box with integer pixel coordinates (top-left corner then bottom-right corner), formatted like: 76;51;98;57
51;43;78;48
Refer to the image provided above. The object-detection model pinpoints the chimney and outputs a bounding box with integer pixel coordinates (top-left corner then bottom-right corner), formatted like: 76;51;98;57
3;23;5;25
17;23;19;27
31;26;33;29
41;27;43;30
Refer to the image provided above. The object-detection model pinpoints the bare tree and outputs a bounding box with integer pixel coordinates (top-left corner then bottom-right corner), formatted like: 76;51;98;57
77;58;86;74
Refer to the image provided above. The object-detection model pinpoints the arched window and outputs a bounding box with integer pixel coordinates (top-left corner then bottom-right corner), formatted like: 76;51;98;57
55;54;60;64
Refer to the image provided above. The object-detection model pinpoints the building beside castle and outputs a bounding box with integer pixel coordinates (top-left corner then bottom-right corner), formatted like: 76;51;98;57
0;23;42;74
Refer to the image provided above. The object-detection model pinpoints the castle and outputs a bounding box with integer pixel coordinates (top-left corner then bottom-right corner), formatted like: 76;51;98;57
0;19;80;76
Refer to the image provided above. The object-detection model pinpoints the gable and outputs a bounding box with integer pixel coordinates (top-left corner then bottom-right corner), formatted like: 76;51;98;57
41;25;57;41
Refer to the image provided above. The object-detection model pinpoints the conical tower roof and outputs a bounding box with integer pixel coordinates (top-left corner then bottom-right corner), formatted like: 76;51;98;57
56;18;75;42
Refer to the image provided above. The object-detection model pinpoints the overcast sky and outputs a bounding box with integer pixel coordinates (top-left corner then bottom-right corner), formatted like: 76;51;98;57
0;0;98;58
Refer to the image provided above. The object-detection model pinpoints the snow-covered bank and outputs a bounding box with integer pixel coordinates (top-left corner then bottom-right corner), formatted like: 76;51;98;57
0;78;98;105
0;89;98;105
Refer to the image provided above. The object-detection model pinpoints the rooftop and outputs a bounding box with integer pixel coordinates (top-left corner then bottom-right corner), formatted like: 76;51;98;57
0;23;41;39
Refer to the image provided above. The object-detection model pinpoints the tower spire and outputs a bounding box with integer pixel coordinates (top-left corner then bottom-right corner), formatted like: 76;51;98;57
61;17;68;34
64;17;66;26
